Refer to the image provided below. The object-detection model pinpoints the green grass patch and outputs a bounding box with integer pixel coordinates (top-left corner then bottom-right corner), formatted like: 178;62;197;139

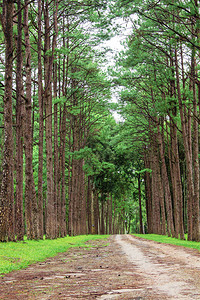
133;234;200;252
0;235;109;276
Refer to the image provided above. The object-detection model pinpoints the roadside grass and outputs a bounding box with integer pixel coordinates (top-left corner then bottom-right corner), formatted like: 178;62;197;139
133;234;200;252
0;235;109;276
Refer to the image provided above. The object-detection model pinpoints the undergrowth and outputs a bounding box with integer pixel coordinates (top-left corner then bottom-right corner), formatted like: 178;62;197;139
0;235;108;276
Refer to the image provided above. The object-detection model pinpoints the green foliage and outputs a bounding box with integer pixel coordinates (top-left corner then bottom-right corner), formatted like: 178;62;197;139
0;235;108;276
135;168;152;174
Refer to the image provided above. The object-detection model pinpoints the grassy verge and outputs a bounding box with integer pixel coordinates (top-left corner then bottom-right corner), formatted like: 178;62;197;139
133;234;200;252
0;235;109;276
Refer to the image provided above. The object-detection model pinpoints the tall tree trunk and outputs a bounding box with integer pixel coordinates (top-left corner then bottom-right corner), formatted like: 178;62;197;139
156;154;166;235
87;176;92;234
93;190;99;234
44;0;55;239
150;94;166;235
79;159;87;234
37;0;44;240
60;104;67;237
15;0;24;241
170;123;180;239
157;121;175;237
150;140;162;234
53;0;59;238
138;173;144;234
105;196;108;234
175;47;194;240
191;50;200;241
24;0;38;239
174;125;185;240
108;194;113;234
100;197;105;234
144;150;153;233
0;0;15;242
68;116;73;236
53;61;58;237
71;88;79;235
57;106;62;236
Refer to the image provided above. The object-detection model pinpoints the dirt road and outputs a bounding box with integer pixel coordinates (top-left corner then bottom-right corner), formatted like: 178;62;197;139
0;235;200;299
117;235;200;299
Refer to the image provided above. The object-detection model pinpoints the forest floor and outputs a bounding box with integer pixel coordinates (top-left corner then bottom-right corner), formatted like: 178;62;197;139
0;234;200;299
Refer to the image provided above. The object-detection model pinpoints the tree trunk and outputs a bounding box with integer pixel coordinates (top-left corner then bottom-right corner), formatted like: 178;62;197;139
71;113;79;236
138;174;144;234
105;196;108;235
167;118;184;239
53;61;59;237
100;197;105;234
87;176;92;234
60;104;67;237
79;159;87;234
93;190;99;234
170;125;179;239
191;49;200;241
175;47;194;241
157;121;175;237
108;194;113;234
144;151;153;233
68;117;73;236
37;0;44;240
15;0;24;241
150;141;162;234
44;0;55;239
0;0;15;242
24;0;38;239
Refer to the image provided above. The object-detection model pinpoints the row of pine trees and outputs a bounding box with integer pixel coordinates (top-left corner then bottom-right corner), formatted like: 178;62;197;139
116;0;200;241
0;0;120;241
1;0;200;242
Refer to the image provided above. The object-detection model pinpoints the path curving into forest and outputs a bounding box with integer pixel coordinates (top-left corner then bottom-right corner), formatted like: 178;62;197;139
0;235;200;299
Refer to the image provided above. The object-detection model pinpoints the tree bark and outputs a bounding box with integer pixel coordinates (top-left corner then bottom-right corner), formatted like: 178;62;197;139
53;61;59;237
24;0;38;239
37;0;44;240
93;190;99;234
100;197;105;234
0;0;15;242
150;139;162;234
87;176;92;234
144;151;153;234
138;173;144;234
44;0;56;239
15;0;24;241
191;49;200;241
68;116;73;236
108;194;113;234
79;159;87;234
60;104;67;237
157;121;175;238
175;47;194;241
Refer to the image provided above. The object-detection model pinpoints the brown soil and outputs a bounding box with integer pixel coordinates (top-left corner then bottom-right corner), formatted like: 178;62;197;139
0;234;200;299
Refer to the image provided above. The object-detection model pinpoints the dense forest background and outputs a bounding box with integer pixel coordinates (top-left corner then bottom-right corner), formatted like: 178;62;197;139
0;0;200;242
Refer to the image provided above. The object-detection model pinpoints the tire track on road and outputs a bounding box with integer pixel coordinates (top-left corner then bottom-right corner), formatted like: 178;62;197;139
116;234;200;299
